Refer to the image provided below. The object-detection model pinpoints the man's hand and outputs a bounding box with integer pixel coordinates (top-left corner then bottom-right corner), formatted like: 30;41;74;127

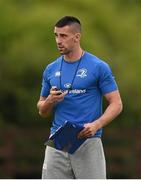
49;87;67;103
77;90;123;139
77;121;100;139
37;87;67;117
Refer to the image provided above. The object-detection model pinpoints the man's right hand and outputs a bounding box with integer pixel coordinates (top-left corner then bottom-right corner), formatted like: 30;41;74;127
49;87;67;103
37;87;67;117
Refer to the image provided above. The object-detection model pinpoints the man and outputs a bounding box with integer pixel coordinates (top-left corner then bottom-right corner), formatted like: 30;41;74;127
37;16;123;179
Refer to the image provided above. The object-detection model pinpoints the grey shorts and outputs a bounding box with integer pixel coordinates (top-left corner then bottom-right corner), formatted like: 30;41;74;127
42;137;106;179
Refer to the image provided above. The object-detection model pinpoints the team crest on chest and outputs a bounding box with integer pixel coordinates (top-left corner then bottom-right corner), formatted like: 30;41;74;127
76;68;87;78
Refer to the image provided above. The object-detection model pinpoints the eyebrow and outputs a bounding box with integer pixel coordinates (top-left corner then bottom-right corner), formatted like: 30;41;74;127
54;32;68;36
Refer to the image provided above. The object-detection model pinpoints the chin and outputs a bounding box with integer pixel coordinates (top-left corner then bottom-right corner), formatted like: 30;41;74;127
58;49;70;55
59;51;67;55
59;51;65;55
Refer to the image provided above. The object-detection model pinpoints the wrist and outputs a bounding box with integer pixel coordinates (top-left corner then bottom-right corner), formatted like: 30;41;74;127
93;120;102;130
46;95;55;104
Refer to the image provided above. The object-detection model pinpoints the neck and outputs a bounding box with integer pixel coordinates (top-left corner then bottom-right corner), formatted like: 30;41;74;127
64;47;84;62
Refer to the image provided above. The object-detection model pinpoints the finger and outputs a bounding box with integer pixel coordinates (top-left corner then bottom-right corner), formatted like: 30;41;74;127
53;93;66;102
77;128;90;139
84;123;91;128
50;90;62;95
78;132;90;139
54;91;67;99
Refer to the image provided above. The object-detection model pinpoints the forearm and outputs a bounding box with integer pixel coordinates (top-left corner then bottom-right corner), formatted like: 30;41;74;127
37;89;67;118
37;95;55;117
94;100;123;130
78;100;122;139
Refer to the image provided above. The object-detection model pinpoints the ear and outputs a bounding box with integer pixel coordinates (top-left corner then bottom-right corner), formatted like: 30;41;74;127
74;33;81;42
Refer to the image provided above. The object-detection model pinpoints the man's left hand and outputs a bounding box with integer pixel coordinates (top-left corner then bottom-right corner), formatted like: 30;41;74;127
77;121;100;139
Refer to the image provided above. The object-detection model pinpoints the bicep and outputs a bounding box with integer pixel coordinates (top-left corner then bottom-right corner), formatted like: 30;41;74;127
40;69;51;97
104;90;123;114
104;90;122;104
98;62;118;95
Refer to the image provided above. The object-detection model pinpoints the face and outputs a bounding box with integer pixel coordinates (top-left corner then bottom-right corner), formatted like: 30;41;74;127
54;25;80;55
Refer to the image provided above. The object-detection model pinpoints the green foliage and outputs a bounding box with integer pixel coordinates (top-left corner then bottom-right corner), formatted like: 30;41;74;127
0;0;141;126
0;0;141;179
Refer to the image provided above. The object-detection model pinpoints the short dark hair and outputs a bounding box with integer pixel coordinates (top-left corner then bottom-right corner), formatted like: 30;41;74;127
55;16;81;32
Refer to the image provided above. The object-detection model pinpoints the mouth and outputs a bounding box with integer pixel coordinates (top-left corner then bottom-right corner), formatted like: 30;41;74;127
58;45;64;48
58;46;65;51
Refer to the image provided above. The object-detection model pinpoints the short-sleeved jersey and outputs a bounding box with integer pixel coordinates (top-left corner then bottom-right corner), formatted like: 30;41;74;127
40;52;118;137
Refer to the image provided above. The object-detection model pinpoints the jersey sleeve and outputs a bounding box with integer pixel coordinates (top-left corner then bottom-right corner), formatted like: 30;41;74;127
98;62;118;95
40;68;51;97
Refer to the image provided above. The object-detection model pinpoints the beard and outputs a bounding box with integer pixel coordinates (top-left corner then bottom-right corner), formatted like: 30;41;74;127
58;46;71;55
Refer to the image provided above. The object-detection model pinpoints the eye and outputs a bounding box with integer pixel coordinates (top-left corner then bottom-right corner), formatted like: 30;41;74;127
60;34;67;38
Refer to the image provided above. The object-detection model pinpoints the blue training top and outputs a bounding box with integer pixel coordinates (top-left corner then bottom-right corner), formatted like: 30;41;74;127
40;51;118;137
